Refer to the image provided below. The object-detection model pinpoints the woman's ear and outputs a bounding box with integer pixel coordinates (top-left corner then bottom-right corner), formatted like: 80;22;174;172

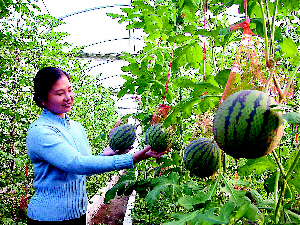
39;97;47;107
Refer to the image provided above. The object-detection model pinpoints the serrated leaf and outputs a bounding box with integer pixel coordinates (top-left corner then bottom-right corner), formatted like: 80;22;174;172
173;77;196;89
163;211;201;225
220;174;241;203
145;172;182;208
178;195;199;210
220;201;235;223
234;200;251;220
104;173;136;204
120;75;134;81
118;87;129;99
168;34;194;44
163;97;202;126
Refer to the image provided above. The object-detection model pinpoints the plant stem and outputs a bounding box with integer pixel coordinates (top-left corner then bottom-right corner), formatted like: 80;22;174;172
272;151;286;178
270;0;279;57
219;148;223;173
275;180;286;223
259;0;269;64
274;169;280;208
220;46;225;71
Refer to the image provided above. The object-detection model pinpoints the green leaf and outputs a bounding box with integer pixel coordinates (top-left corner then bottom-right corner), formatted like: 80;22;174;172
228;180;250;188
192;83;222;97
220;174;240;203
243;204;264;224
215;69;230;88
178;195;199;210
163;211;201;225
282;112;300;124
104;172;136;204
172;77;196;89
238;156;277;176
120;75;134;82
234;200;251;220
145;172;182;208
280;38;299;57
117;87;129;99
219;201;235;223
168;34;194;44
274;26;283;43
164;97;202;126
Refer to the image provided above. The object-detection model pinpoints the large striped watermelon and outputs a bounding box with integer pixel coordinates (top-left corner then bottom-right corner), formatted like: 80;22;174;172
184;138;219;178
145;123;174;153
213;90;284;159
109;124;136;154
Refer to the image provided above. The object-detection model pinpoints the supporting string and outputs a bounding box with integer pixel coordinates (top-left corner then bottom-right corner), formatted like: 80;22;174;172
203;0;207;82
229;0;250;31
163;41;176;104
244;0;247;19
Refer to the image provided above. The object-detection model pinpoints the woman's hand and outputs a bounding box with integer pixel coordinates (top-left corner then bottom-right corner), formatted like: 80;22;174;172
101;146;118;156
132;145;168;164
102;146;133;156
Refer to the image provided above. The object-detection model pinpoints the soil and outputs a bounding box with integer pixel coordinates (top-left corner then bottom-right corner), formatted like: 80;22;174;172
88;195;129;225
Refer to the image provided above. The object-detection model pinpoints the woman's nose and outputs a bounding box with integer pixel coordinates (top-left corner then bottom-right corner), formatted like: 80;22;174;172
64;93;71;101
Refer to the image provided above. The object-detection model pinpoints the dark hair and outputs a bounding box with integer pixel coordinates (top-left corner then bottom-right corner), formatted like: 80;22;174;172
33;67;71;108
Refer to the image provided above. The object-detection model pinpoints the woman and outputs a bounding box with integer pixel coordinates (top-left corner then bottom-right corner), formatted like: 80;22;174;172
26;67;165;224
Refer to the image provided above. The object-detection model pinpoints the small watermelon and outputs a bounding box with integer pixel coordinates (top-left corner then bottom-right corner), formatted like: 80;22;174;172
109;124;136;154
145;123;174;153
213;90;284;159
184;138;219;178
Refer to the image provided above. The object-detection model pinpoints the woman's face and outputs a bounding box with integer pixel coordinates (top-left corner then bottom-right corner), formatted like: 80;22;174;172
45;75;74;118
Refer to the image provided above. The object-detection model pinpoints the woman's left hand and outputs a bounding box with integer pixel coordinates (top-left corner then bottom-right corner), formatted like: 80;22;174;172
101;146;133;156
101;146;118;156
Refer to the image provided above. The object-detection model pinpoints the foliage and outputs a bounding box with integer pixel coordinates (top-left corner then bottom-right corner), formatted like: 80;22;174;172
0;0;299;224
0;2;118;223
105;0;300;224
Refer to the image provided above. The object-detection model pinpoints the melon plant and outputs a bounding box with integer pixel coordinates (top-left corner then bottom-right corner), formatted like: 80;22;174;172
213;90;284;159
145;123;174;153
184;138;219;178
109;124;136;154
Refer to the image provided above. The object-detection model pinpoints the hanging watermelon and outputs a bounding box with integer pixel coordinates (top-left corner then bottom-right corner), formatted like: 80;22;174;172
213;90;284;159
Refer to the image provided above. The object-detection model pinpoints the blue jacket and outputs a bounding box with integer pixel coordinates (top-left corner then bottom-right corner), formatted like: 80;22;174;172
26;109;134;221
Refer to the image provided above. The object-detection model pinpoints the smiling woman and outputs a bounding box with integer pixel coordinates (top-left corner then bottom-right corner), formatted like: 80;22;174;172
26;67;167;224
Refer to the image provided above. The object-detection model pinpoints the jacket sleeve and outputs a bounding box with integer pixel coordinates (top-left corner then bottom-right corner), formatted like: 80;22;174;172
26;124;134;175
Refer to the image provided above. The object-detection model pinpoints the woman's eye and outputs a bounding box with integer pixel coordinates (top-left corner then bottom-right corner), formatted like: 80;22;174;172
57;93;63;96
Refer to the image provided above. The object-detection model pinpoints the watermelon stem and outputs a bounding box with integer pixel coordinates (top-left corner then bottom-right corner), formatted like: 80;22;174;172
272;151;286;178
273;169;280;209
218;148;223;174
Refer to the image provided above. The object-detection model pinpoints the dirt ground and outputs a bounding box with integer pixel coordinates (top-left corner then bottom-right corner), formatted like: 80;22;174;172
88;195;129;225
